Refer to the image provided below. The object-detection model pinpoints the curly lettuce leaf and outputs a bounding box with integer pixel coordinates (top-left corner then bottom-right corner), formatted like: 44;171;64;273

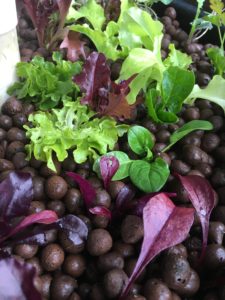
68;0;105;30
8;52;81;110
163;44;193;69
207;47;225;77
24;99;128;171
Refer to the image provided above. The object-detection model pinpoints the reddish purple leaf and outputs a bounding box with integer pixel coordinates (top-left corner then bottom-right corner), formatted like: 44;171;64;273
66;172;96;209
89;206;112;219
74;52;110;106
9;215;88;247
0;210;58;244
133;192;177;217
100;156;119;190
120;193;195;298
0;257;42;300
57;214;88;247
0;171;33;221
176;174;215;259
60;31;86;62
23;0;71;48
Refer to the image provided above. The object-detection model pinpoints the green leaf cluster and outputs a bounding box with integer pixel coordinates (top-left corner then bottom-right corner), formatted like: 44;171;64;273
69;0;163;60
94;120;212;193
24;98;128;171
7;52;82;110
146;66;195;123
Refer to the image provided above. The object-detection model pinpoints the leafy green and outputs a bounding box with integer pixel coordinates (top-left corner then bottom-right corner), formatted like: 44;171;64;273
93;151;132;181
8;52;81;110
128;125;154;157
69;0;163;62
189;0;206;41
146;67;195;123
163;44;193;69
207;47;225;77
119;46;164;104
204;0;225;49
162;120;213;152
68;0;105;30
185;75;225;113
118;6;163;54
24;99;128;171
129;158;170;193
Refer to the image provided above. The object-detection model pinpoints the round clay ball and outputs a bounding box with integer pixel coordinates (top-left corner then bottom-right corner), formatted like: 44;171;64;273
50;274;77;300
63;254;86;278
45;175;68;200
103;268;128;299
14;244;38;259
41;243;65;271
121;215;143;244
87;229;113;256
144;278;173;300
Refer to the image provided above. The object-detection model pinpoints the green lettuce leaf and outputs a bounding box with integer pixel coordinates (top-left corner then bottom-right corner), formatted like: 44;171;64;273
118;6;163;53
24;99;128;171
8;52;81;110
207;47;225;77
164;44;193;69
185;75;225;112
67;0;105;30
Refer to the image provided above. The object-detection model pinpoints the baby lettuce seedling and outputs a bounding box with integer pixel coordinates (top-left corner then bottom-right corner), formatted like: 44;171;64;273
94;121;212;193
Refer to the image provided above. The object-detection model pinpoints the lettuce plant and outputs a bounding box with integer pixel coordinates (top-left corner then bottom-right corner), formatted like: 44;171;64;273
23;0;72;49
24;98;128;171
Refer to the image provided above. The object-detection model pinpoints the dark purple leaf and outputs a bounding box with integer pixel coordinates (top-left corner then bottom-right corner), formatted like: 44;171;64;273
60;31;86;62
23;0;71;48
113;184;136;218
100;156;119;190
9;215;88;247
66;172;96;209
57;215;88;247
23;0;58;46
0;210;58;245
0;171;33;221
120;193;195;298
89;206;112;219
0;257;42;300
176;174;215;259
74;52;110;107
57;0;72;28
132;192;177;217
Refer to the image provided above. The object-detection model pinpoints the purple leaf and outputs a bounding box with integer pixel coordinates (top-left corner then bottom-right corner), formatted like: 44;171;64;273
0;171;33;221
100;156;119;190
176;174;215;259
74;52;110;107
0;257;42;300
120;193;195;298
10;215;88;247
60;31;86;62
0;210;58;245
57;0;72;28
66;172;96;209
89;206;112;219
57;215;88;246
23;0;72;48
132;192;177;217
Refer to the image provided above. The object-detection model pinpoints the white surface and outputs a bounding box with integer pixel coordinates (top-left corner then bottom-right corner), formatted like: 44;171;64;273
0;0;18;34
0;28;20;105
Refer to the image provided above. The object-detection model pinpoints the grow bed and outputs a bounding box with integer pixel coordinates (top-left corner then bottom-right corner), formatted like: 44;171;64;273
1;0;225;299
